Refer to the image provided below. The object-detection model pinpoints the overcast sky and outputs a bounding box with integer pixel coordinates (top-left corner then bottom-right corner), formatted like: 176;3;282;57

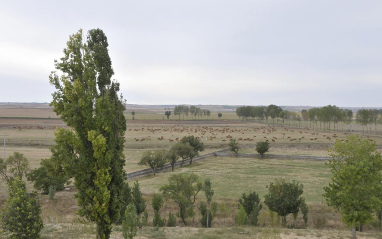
1;0;381;107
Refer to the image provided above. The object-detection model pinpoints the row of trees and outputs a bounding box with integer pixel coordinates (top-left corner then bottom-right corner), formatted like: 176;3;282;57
236;105;282;122
307;105;353;130
307;107;382;133
138;172;308;229
355;109;381;133
236;105;382;133
173;105;211;120
139;135;205;176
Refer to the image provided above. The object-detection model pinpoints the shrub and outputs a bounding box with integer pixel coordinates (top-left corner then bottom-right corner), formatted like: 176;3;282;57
228;139;240;154
142;209;148;225
132;181;146;217
256;141;269;156
0;178;43;239
236;205;247;226
167;212;176;227
238;191;262;226
152;194;165;227
249;204;261;226
199;202;214;227
122;203;138;239
152;193;164;212
153;211;166;227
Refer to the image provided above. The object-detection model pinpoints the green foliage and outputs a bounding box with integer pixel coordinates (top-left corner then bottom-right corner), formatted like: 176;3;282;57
152;193;166;227
132;181;146;216
49;185;56;201
117;182;132;225
122;203;137;239
202;179;214;228
248;204;261;226
27;158;70;195
377;210;382;221
238;191;262;226
267;104;283;121
238;191;261;217
204;179;214;205
142;209;148;225
139;150;167;176
228;139;240;154
165;111;171;119
0;152;29;182
152;193;164;212
49;29;126;239
0;178;43;239
356;109;379;132
220;202;229;220
300;198;309;226
27;129;73;195
236;205;247;226
211;202;218;217
180;135;205;164
264;179;304;226
167;148;179;171
199;202;214;227
323;135;382;232
131;111;135;120
218;113;222;119
172;142;197;166
174;105;190;120
256;141;269;156
160;173;202;225
167;212;176;227
153;211;166;227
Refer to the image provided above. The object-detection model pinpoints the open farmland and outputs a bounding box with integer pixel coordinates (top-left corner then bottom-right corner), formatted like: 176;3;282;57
1;104;382;238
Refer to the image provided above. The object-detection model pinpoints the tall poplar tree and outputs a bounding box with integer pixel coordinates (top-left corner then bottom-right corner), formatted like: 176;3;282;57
49;29;126;239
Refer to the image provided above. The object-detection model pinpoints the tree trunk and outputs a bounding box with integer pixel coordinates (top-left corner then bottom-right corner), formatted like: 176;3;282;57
180;207;187;225
352;225;356;239
282;216;287;226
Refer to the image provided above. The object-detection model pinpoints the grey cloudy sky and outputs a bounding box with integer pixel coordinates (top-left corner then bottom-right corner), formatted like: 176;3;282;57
1;0;381;107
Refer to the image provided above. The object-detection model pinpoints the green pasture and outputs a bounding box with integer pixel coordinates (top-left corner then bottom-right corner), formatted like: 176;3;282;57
135;156;331;204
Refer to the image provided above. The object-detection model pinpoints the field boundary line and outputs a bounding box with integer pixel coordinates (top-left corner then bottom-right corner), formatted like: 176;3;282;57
125;150;327;180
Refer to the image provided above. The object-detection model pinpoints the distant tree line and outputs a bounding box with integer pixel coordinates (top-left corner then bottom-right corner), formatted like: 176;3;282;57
355;109;381;133
173;105;211;120
236;105;382;134
307;105;353;131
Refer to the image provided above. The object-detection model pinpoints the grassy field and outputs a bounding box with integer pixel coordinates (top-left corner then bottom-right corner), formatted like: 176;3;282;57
1;105;382;238
136;157;330;203
1;224;378;239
